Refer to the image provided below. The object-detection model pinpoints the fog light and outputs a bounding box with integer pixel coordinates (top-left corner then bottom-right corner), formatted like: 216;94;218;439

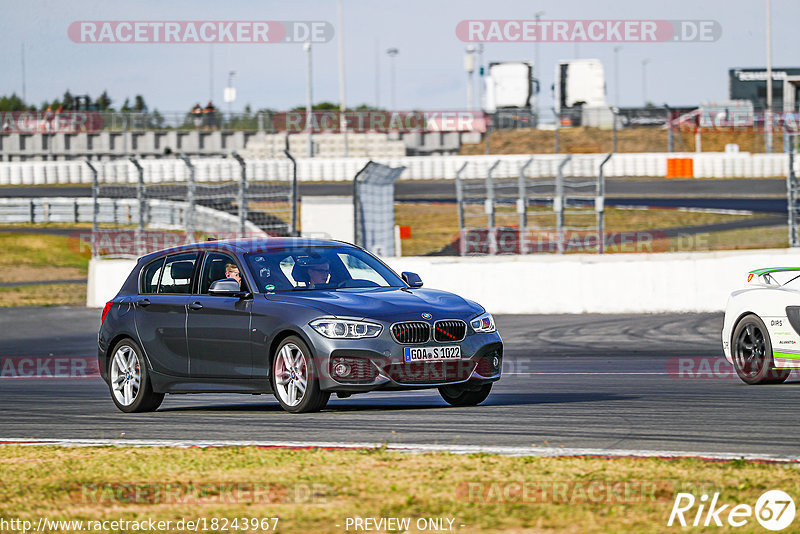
332;361;352;378
492;355;501;369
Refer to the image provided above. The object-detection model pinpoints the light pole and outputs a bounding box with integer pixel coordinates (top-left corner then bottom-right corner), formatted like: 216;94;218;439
224;70;237;123
375;38;380;108
387;48;399;109
765;0;773;153
304;41;313;158
534;11;544;126
476;44;484;110
641;58;650;107
464;46;476;111
613;46;622;107
337;0;348;156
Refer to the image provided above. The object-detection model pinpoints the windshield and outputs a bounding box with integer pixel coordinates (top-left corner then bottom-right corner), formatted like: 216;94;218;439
244;246;406;292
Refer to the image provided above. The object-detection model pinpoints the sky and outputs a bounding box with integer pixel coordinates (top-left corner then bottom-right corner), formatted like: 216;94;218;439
0;0;797;115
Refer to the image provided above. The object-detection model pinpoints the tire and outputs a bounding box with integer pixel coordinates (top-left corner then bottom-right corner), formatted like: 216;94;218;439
271;336;330;413
108;338;164;413
731;314;791;385
439;383;493;406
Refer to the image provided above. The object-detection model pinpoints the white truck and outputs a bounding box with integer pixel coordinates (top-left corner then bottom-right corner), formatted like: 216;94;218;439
483;61;535;112
553;59;611;127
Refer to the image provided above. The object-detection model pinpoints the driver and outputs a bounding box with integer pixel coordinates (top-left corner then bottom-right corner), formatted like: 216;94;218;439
306;260;330;288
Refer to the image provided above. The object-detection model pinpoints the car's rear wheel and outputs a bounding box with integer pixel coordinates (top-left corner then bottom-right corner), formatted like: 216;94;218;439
108;339;164;413
732;314;791;385
271;336;330;413
439;383;493;406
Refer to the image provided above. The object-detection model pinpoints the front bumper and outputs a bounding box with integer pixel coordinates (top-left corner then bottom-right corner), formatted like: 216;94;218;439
304;325;503;392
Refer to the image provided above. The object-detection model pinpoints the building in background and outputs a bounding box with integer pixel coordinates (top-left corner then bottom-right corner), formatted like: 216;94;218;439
729;67;800;112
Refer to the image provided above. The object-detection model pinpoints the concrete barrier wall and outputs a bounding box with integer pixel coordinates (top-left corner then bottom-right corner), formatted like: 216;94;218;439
2;152;797;186
87;248;800;312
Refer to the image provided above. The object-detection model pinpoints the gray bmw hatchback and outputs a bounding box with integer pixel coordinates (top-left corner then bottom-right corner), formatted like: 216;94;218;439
98;238;503;413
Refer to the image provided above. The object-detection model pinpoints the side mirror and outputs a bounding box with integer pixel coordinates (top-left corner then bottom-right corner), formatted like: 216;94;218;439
401;271;423;288
209;278;250;298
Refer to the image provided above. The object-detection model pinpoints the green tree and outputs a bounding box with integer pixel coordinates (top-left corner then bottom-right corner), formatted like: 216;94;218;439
95;91;112;111
134;94;147;112
0;93;27;111
62;91;74;110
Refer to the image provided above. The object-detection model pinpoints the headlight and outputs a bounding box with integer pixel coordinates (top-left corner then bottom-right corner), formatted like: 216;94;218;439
470;313;496;333
310;318;382;339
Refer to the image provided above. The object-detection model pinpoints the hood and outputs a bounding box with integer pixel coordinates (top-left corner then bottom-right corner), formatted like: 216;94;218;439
265;287;484;321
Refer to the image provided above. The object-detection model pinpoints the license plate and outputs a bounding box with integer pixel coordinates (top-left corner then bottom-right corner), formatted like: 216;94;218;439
404;346;461;361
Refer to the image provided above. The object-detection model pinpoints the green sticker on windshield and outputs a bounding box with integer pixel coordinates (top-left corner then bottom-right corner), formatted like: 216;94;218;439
265;284;275;291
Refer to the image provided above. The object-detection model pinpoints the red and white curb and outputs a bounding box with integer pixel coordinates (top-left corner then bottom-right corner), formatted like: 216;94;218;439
0;438;797;463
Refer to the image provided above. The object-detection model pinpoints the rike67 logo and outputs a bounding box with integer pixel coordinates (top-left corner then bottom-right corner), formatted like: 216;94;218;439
668;490;795;531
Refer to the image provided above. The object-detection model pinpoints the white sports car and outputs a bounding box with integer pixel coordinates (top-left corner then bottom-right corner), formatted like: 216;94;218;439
722;267;800;384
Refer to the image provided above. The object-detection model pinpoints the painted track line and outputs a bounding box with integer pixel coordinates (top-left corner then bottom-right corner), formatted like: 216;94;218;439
0;438;797;464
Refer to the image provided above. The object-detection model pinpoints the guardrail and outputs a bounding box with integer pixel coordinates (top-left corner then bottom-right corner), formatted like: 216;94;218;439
87;248;800;310
0;152;798;185
0;196;265;238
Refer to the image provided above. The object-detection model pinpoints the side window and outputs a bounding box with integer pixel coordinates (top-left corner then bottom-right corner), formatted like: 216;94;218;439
140;258;165;294
199;253;247;294
157;253;199;295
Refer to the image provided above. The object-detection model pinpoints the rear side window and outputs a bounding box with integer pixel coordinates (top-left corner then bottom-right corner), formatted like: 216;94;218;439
158;253;199;294
140;258;165;294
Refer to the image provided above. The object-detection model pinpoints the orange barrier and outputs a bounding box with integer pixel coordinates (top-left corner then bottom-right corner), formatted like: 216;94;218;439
666;157;694;178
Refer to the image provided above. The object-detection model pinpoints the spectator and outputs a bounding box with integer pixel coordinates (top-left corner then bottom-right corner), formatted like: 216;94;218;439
191;103;203;129
203;101;218;130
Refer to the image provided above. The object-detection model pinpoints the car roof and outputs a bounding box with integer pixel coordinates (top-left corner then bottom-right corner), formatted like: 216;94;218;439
138;237;356;263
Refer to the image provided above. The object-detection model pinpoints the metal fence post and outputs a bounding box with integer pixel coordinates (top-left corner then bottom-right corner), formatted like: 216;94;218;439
612;107;618;153
487;160;500;255
129;156;145;255
555;155;572;254
597;154;612;254
283;149;298;236
788;136;798;247
455;162;468;256
232;152;247;238
518;158;533;254
178;155;195;240
665;105;674;153
552;107;560;154
85;159;98;257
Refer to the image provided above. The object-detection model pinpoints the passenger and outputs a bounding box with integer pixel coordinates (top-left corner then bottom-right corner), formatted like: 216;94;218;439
225;263;242;288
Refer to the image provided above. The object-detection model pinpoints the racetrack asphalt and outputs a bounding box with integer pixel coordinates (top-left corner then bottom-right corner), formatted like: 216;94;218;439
2;307;799;458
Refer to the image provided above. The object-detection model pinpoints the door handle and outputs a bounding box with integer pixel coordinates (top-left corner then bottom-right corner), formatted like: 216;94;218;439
137;298;151;308
188;302;203;311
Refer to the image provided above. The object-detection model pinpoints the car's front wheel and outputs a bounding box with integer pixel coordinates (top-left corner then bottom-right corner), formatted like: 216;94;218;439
439;383;493;406
271;336;330;413
732;314;791;385
108;338;164;413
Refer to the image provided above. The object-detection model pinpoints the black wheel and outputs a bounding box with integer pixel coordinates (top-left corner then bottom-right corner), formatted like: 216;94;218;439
271;336;330;413
108;338;164;413
732;314;791;385
438;383;493;406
